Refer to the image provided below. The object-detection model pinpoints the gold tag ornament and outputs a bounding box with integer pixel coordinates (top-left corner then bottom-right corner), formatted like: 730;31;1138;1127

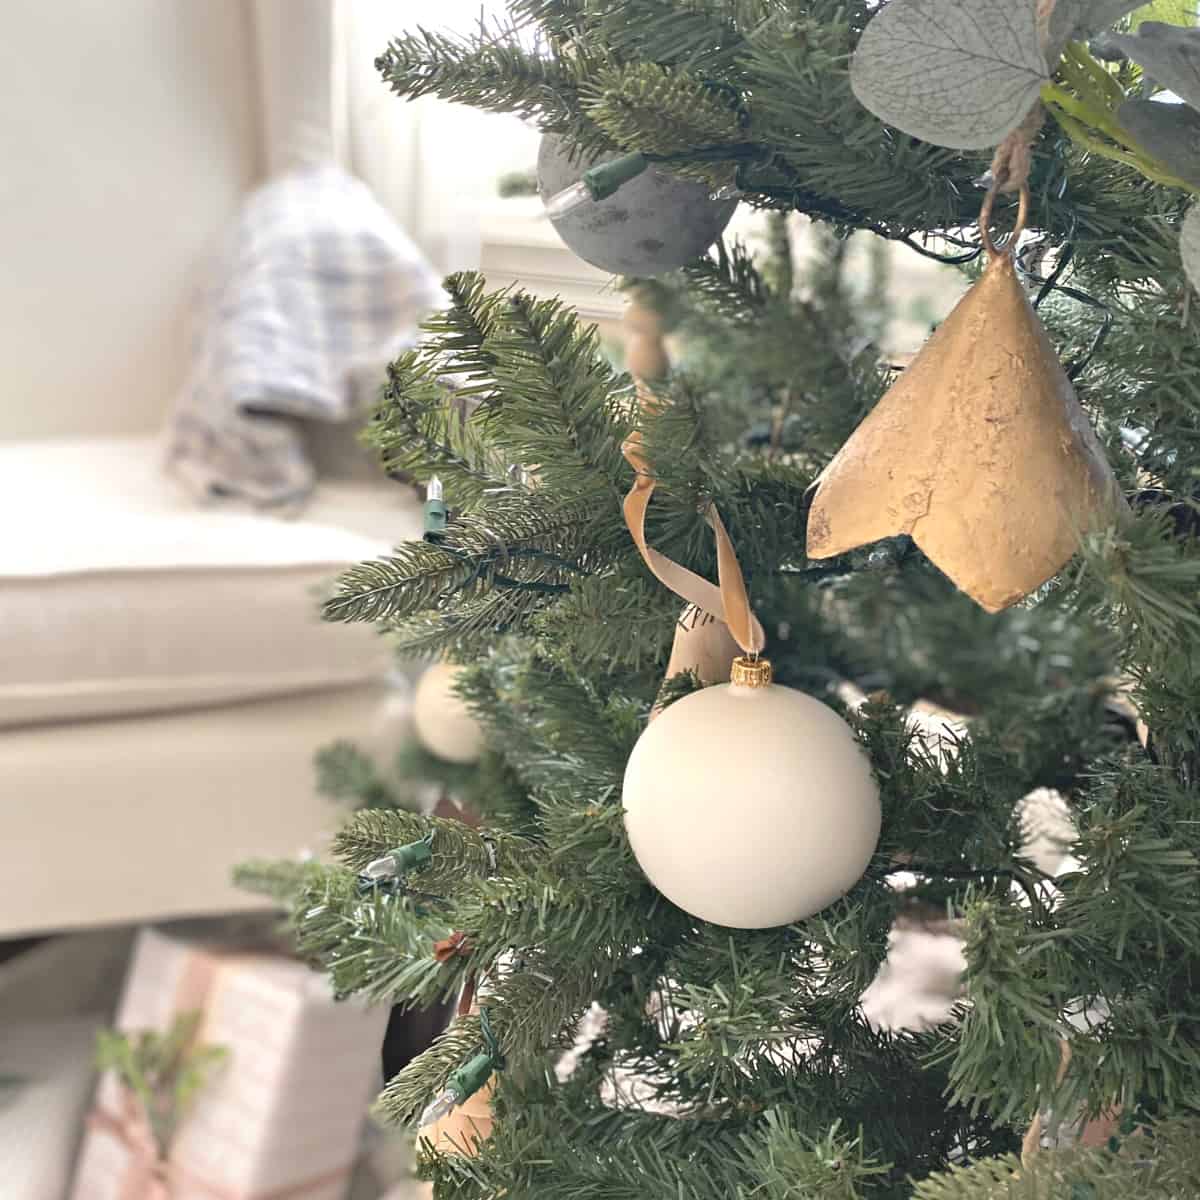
662;605;743;685
806;187;1126;612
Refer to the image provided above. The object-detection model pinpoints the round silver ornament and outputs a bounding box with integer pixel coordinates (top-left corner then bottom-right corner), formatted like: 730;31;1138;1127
537;133;737;276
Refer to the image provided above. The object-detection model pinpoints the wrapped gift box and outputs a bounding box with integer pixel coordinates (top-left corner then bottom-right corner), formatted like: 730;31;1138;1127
72;926;388;1200
0;1014;104;1200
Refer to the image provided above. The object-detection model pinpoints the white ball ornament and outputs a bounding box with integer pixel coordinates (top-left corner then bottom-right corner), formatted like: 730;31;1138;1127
537;133;738;277
623;658;881;928
412;661;485;765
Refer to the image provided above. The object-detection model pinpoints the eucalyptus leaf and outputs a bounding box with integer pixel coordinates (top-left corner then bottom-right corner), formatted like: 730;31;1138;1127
1119;97;1200;183
1048;1;1145;63
1181;199;1200;290
1110;21;1200;108
850;0;1048;150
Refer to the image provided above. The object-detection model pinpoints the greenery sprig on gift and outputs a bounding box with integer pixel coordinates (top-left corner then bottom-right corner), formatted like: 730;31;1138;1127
95;1012;228;1158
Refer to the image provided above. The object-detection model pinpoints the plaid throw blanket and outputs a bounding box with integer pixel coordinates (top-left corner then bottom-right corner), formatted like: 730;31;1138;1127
166;165;440;507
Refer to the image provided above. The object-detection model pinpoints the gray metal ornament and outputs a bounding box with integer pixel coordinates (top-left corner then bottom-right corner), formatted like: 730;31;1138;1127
537;134;737;277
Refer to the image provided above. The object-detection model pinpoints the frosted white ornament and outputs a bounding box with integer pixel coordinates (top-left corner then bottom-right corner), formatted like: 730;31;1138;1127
537;133;737;277
623;659;881;928
413;661;484;764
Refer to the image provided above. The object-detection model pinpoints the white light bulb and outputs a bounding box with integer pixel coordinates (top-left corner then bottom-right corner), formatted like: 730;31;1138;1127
426;475;444;501
545;180;594;219
418;1087;461;1128
362;854;398;881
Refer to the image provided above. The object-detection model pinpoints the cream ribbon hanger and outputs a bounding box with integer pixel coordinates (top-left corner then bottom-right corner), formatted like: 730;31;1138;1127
621;432;766;657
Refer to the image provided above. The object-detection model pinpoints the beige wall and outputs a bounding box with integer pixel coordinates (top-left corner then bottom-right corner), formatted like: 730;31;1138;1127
0;1;260;440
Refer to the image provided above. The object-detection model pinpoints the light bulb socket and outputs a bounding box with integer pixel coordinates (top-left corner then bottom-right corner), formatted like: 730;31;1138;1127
730;657;772;688
423;497;449;540
582;152;649;202
546;152;650;219
389;836;435;874
447;1051;495;1102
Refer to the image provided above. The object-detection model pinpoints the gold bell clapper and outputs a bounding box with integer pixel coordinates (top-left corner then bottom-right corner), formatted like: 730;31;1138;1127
806;186;1127;613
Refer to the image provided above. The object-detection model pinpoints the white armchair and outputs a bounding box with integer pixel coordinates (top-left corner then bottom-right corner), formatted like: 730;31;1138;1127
0;0;423;937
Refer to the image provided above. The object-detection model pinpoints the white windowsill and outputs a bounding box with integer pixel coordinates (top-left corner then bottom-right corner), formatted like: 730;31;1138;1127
478;196;627;323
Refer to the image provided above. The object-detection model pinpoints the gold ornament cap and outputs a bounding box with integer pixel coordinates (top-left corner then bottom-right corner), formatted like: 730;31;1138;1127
730;656;773;688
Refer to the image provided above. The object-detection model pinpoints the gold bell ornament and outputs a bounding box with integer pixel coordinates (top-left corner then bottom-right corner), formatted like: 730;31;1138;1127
807;186;1126;612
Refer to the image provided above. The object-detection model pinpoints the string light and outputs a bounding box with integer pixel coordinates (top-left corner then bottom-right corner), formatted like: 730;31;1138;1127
423;476;449;542
544;152;650;218
543;143;761;218
356;833;434;896
418;1008;504;1128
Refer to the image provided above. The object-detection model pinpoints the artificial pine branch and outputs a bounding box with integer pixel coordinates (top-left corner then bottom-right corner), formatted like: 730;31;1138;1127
680;237;772;324
323;542;475;624
1075;510;1200;652
568;0;775;74
422;271;507;394
333;809;533;883
483;291;632;497
374;26;613;154
914;1115;1200;1199
386;586;559;658
232;859;330;905
583;63;745;185
315;741;400;809
285;865;453;1004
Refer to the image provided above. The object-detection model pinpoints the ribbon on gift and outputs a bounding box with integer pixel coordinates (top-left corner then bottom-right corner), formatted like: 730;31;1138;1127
86;1096;356;1200
87;1091;171;1200
621;432;765;657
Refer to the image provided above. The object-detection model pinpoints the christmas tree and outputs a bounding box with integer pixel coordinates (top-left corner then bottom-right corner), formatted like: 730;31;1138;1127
240;2;1200;1195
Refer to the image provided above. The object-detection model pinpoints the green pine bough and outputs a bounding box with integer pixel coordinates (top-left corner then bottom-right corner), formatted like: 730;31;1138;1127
238;2;1200;1197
